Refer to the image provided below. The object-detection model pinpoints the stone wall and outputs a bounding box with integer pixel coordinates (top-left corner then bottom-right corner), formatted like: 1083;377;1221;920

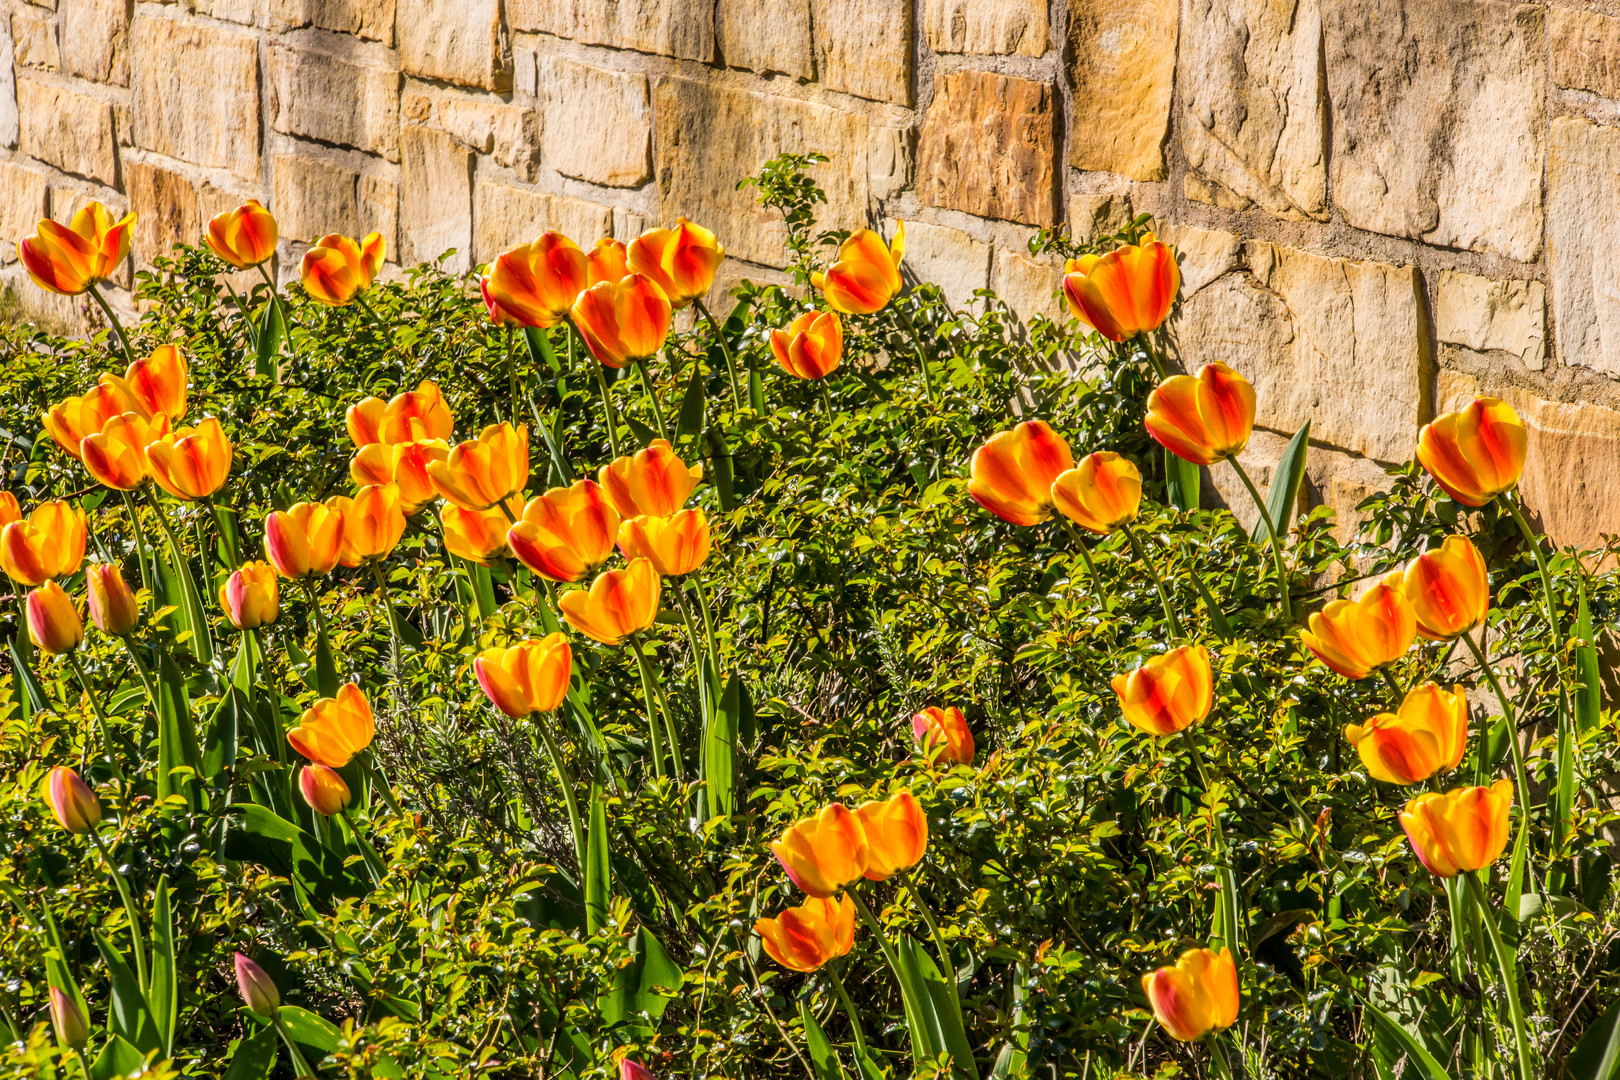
3;0;1620;545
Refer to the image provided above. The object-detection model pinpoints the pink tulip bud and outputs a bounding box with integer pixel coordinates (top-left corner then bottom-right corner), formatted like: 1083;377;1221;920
234;953;280;1018
49;987;89;1049
43;766;100;834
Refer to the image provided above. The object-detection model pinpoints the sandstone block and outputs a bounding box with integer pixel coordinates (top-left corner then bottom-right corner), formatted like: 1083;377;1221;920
11;12;57;71
397;0;510;92
360;175;397;253
1066;192;1132;242
189;0;260;24
916;70;1055;226
1067;0;1177;180
548;194;613;250
273;155;362;243
992;250;1063;324
0;162;49;258
924;0;1047;56
438;97;539;180
61;0;127;84
813;0;911;104
1551;8;1620;99
270;0;396;42
131;16;259;183
510;0;714;63
400;126;473;271
717;0;812;79
473;182;612;263
889;219;988;311
1180;0;1326;220
868;127;911;202
654;77;867;267
17;79;118;185
1323;0;1544;261
1434;271;1544;371
539;59;649;188
1158;223;1239;298
269;46;400;162
126;161;199;266
0;264;88;333
0;20;18;150
1549;117;1620;378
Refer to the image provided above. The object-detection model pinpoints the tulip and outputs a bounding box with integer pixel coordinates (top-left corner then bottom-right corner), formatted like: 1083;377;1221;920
598;439;703;518
479;274;521;326
1403;535;1490;641
234;954;281;1019
487;232;590;328
1051;451;1142;534
220;561;279;630
42;379;142;460
617;508;710;577
854;791;928;881
1111;644;1214;737
380;380;455;444
1300;571;1417;680
1416;397;1527;508
0;492;17;527
49;987;90;1050
571;273;674;368
1400;779;1514;878
428;422;529;511
81;411;171;490
347;396;385;448
17;200;134;295
43;765;100;833
558;558;661;646
620;1061;656;1080
1141;947;1239;1041
264;502;345;579
1144;362;1256;466
770;310;844;380
754;894;857;973
508;480;621;583
474;633;573;717
299;231;385;306
332;484;406;566
351;439;449;515
1346;683;1469;785
86;562;139;635
287;683;375;767
205;199;278;269
913;706;975;765
441;499;521;565
28;582;84;655
0;501;87;585
1061;235;1180;342
123;344;188;420
627;218;725;309
587;238;630;286
298;763;352;816
771;803;869;898
813;224;905;315
145;417;232;500
967;420;1074;526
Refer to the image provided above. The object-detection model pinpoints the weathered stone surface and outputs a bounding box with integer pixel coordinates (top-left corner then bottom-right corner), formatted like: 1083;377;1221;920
268;46;400;162
924;0;1047;56
993;251;1064;323
61;0;127;84
1323;0;1544;261
0;162;49;264
438;98;539;180
190;0;261;25
889;219;988;311
0;19;18;150
397;0;510;91
1549;117;1620;378
1551;7;1620;98
270;0;396;43
1434;271;1544;371
1067;192;1132;242
1158;223;1239;297
868;127;911;201
540;59;649;188
17;79;118;185
916;70;1055;226
813;0;910;104
360;175;397;253
1180;0;1326;220
1067;0;1178;180
126;161;199;265
400;126;473;271
717;0;812;79
547;194;613;250
509;0;714;63
654;77;867;267
472;182;612;263
131;16;259;183
11;11;58;70
273;155;362;243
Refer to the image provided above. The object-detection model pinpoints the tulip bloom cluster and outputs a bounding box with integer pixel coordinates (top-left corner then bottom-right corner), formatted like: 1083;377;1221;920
969;421;1147;538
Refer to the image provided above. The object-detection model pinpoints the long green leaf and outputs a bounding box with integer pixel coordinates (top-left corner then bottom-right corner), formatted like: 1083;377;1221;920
202;686;248;779
254;298;284;379
90;1034;147;1080
1576;581;1602;735
8;638;48;716
705;673;742;821
94;929;160;1055
221;1023;278;1080
1565;996;1620;1079
585;785;611;933
161;515;214;667
800;996;848;1080
1251;421;1310;545
277;1004;342;1053
1359;996;1454;1080
525;325;560;373
598;926;683;1029
223;803;368;899
156;650;202;806
1165;449;1200;512
150;877;177;1057
677;358;707;440
898;935;980;1079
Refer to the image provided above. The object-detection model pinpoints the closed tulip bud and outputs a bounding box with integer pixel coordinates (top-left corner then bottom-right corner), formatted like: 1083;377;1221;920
479;274;522;326
1403;535;1489;641
234;954;281;1019
1;501;87;585
86;562;139;635
587;238;630;286
1061;235;1180;342
123;344;188;421
487;232;590;328
617;508;710;577
754;894;857;973
1301;572;1417;679
912;706;975;765
619;1060;656;1080
558;558;661;646
1400;780;1513;878
145;417;232;500
474;633;573;717
298;763;352;816
1051;451;1142;535
627;218;725;309
770;310;844;380
1346;683;1469;785
299;231;385;306
1417;397;1527;507
220;561;279;630
49;987;90;1050
572;273;673;368
0;492;17;527
428;422;529;511
288;683;375;767
81;411;171;491
771;803;870;898
380;380;455;444
43;765;100;833
332;484;406;566
1112;644;1214;737
854;791;928;881
18;201;134;295
1145;363;1256;466
508;480;620;582
598;439;703;518
812;224;905;315
351;439;448;515
206;199;278;269
968;420;1074;526
43;379;142;460
28;582;83;655
442;500;520;565
1141;947;1239;1041
264;502;345;579
347;396;385;448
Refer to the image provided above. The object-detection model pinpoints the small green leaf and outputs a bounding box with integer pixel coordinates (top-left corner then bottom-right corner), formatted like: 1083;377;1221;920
677;359;707;439
90;1034;148;1080
222;1023;278;1080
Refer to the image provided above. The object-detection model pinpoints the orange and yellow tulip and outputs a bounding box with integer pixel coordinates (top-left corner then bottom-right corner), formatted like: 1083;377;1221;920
428;422;529;511
754;894;856;973
1145;363;1256;467
441;500;520;565
86;562;139;636
205;199;278;270
627;218;725;309
587;238;630;286
381;381;454;444
598;439;702;518
1112;644;1214;737
347;396;386;448
854;791;928;881
1400;779;1513;878
479;274;521;326
1;501;87;585
1346;682;1468;785
1403;535;1489;641
558;558;661;645
219;561;279;630
508;480;621;582
264;502;345;579
145;417;232;500
287;683;375;767
18;201;134;295
1416;397;1527;507
332;484;406;566
771;803;869;898
298;763;352;816
0;492;17;528
813;224;905;315
81;411;170;490
42;379;141;460
1300;572;1416;680
1051;451;1141;534
1141;947;1239;1041
770;310;843;380
28;581;83;655
571;273;673;368
122;344;188;421
967;420;1074;526
299;231;385;306
912;706;975;765
617;508;710;577
487;232;590;328
352;439;448;515
1061;235;1179;342
43;765;100;833
474;633;572;717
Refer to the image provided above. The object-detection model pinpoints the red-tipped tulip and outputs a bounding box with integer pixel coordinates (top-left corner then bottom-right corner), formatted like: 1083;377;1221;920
300;231;385;306
1141;947;1239;1041
265;502;345;579
43;766;100;833
487;232;590;328
967;421;1074;526
770;310;844;380
28;581;83;654
474;633;573;717
428;422;529;511
912;706;975;765
1300;571;1417;680
287;683;375;767
754;894;857;973
1111;644;1214;737
206;200;278;270
299;764;352;816
1062;235;1180;342
1;501;87;585
1403;535;1490;642
571;273;673;368
1401;780;1513;878
86;562;139;635
18;201;134;295
813;224;905;315
616;508;710;577
598;439;702;518
145;417;233;500
1051;451;1142;534
627;218;725;309
1346;682;1469;786
1416;397;1527;507
1145;363;1256;466
219;561;279;630
507;480;620;583
771;803;869;898
853;791;928;881
558;558;661;646
587;238;630;286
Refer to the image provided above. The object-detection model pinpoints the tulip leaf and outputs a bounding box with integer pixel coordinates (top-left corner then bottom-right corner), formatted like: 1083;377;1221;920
584;785;611;934
1505;813;1531;919
203;686;248;779
223;803;368;900
221;1023;278;1080
150;876;178;1057
94;929;161;1055
1358;995;1454;1080
1188;572;1233;639
524;325;560;373
894;934;980;1079
1251;421;1310;546
90;1034;148;1080
708;427;736;512
1577;580;1602;735
7;637;49;717
625;414;659;449
254;298;282;380
156;650;202;806
1565;995;1620;1080
800;996;848;1080
677;358;706;440
749;367;765;413
277;1005;343;1054
1165;448;1199;512
527;395;574;486
704;672;742;822
598;926;682;1030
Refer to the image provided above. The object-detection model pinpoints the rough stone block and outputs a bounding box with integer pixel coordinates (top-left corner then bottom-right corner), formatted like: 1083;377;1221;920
17;78;118;185
270;0;396;42
0;161;49;258
1158;223;1239;297
868;126;911;201
273;155;361;243
1552;8;1620;98
125;161;199;266
398;0;510;91
916;70;1055;226
11;11;58;71
61;0;127;84
1434;270;1544;371
924;0;1047;56
360;175;397;253
509;0;714;63
438;97;539;180
1323;0;1544;261
131;16;259;183
539;58;649;188
813;0;911;104
1067;192;1133;242
269;46;400;163
993;250;1063;323
190;0;261;24
1067;0;1178;180
473;182;612;263
889;219;988;311
548;194;613;250
1549;117;1620;378
0;19;18;150
400;126;473;271
717;0;812;79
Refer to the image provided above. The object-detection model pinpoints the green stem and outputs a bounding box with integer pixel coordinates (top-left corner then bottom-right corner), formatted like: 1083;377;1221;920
254;261;295;375
848;889;905;983
825;963;870;1063
87;829;148;992
119;489;153;598
819;378;835;418
1461;634;1535;830
299;578;338;699
203;497;240;568
898;868;960;1012
592;362;624;459
272;1013;318;1077
1467;871;1534;1080
1059;517;1111;612
672;586;711;724
338;807;386;886
119;636;158;718
368;561;402;677
1121;522;1184;639
1228;457;1293;622
628;631;684;782
73;1047;94;1079
694;297;743;411
66;652;125;783
505;325;519;424
87;285;136;370
634;357;672;442
892;303;939;404
690;573;724;686
1134;332;1168;381
535;717;586;867
1205;1032;1234;1080
1379;666;1405;702
144;487;212;665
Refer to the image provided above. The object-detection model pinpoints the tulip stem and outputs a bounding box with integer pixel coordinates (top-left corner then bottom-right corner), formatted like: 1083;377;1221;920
505;326;519;426
824;963;870;1063
1134;332;1168;381
1461;633;1536;830
592;363;623;459
271;1013;318;1077
533;718;586;866
254;261;294;376
65;652;126;784
892;303;939;405
87;829;148;993
672;587;711;725
1379;667;1404;703
338;806;386;886
897;868;961;1013
118;489;153;599
119;636;158;717
87;285;137;370
1504;495;1576;770
1227;458;1293;622
73;1047;94;1079
1121;522;1184;639
203;497;240;568
819;378;835;417
628;630;684;781
1060;519;1110;613
1466;871;1534;1080
694;297;743;411
633;357;672;443
368;562;403;675
145;488;212;665
1205;1033;1234;1080
299;579;339;699
848;889;906;989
